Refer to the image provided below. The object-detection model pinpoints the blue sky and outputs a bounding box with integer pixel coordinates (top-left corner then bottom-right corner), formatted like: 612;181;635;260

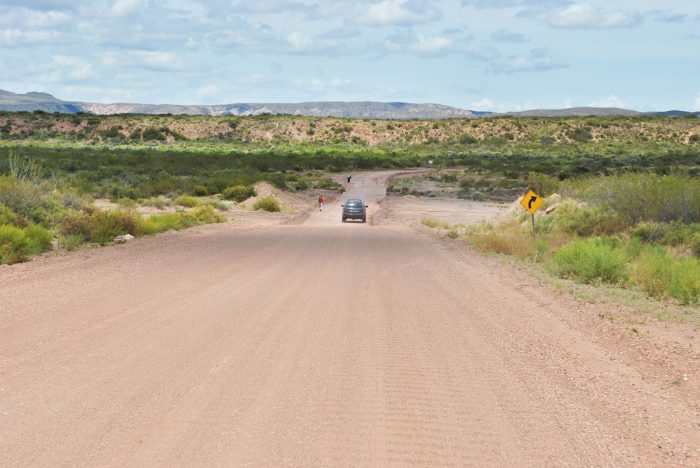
1;0;699;111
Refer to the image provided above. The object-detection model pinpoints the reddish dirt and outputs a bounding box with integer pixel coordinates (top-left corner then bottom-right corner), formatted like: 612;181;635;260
1;171;699;466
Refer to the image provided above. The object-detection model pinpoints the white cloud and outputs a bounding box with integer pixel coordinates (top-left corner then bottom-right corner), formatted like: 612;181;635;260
291;77;352;92
110;0;147;17
490;49;566;74
549;3;641;29
471;97;495;109
694;93;700;110
0;8;71;28
102;50;182;71
287;32;313;51
409;35;453;54
195;84;218;97
329;78;351;88
589;95;626;108
0;28;58;46
48;54;93;80
363;0;440;26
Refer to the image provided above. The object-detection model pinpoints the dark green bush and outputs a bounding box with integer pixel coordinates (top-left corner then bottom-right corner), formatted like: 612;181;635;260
24;225;52;254
253;196;281;212
222;185;256;202
556;205;627;237
568;127;593;142
554;238;627;284
562;173;700;224
0;203;24;227
631;222;700;246
0;224;53;263
0;225;29;264
528;172;560;197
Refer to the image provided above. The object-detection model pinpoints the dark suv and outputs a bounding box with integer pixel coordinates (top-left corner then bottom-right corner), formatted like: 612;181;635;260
341;199;368;223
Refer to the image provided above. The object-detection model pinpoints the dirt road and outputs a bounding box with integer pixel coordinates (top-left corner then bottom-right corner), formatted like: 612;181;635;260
1;172;698;466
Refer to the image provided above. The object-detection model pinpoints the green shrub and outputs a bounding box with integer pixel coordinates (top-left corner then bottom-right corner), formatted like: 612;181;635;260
459;134;478;144
554;238;627;284
89;211;140;245
222;185;256;202
174;195;199;208
0;225;28;264
556;205;627;236
0;176;57;225
629;248;700;304
24;225;52;254
192;185;209;196
0;203;24;227
141;128;166;141
145;205;224;233
568;126;593;142
143;196;170;210
60;234;86;251
563;173;700;224
253;196;281;212
631;222;700;246
60;210;140;245
295;178;310;191
528;172;560;197
692;233;700;257
188;205;226;223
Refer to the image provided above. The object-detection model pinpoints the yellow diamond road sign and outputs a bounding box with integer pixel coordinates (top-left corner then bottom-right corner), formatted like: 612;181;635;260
520;189;543;214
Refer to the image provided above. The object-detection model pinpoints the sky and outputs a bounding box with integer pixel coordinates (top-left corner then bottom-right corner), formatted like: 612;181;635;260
1;0;699;111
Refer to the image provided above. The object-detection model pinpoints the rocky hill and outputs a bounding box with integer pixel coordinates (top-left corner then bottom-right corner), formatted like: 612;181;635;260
0;90;480;119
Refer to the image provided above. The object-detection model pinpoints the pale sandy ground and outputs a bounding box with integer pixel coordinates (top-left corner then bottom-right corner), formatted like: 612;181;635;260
1;170;699;466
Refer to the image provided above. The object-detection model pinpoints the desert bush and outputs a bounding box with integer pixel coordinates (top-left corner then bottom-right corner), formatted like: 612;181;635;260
60;234;86;251
188;205;225;223
60;210;140;245
222;185;256;202
0;176;58;225
554;238;627;284
174;195;199;208
0;225;29;264
568;127;593;142
253;196;281;212
527;172;560;197
629;247;700;304
24;225;52;254
0;203;24;227
142;196;170;210
555;204;626;237
562;173;700;224
421;218;449;229
692;233;700;257
631;222;700;246
192;185;208;196
459;134;478;144
146;205;224;232
295;178;310;191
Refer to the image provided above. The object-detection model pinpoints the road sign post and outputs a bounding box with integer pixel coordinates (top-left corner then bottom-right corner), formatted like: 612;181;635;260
519;189;543;236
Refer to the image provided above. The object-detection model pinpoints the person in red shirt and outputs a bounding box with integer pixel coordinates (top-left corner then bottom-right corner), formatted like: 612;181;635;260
318;194;324;211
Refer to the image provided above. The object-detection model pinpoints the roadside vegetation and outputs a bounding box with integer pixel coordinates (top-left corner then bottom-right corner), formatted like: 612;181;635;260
423;173;700;306
1;111;699;275
0;154;227;264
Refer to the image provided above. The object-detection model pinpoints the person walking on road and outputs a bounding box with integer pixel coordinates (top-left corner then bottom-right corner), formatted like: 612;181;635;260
347;174;352;184
318;194;324;211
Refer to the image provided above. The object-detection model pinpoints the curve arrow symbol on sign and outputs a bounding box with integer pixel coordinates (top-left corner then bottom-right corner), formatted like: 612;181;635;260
528;195;537;209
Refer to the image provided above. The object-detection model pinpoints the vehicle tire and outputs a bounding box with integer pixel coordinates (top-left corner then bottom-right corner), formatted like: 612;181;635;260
362;217;366;223
342;217;346;223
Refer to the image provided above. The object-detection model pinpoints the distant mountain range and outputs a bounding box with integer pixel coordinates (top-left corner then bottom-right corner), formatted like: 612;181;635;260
1;89;698;119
